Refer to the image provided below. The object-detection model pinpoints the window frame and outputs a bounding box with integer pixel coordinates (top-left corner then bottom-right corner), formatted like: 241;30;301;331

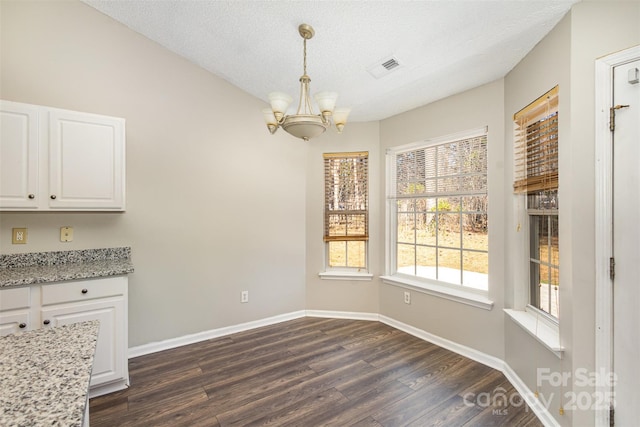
505;86;563;359
321;151;372;280
527;205;559;321
382;127;493;309
513;86;560;323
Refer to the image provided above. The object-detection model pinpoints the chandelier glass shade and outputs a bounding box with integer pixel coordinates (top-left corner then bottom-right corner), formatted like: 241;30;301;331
262;24;350;141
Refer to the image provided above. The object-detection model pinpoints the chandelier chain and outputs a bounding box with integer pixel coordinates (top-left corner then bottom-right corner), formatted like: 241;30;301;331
303;38;307;76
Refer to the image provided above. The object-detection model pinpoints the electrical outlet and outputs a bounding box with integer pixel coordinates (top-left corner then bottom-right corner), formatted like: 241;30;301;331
404;291;411;304
60;226;73;242
241;290;249;303
12;228;27;244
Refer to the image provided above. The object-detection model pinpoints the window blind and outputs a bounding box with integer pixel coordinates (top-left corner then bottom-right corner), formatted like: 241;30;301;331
323;152;369;242
513;86;559;194
394;135;488;198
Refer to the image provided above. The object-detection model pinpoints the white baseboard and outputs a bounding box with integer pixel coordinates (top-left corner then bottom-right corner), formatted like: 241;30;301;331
128;310;306;358
126;309;557;426
502;363;561;427
379;315;558;426
378;315;504;371
305;309;379;321
89;379;128;399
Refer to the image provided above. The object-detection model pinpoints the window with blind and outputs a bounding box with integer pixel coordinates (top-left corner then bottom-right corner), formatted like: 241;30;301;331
323;152;368;270
387;129;488;290
513;86;559;320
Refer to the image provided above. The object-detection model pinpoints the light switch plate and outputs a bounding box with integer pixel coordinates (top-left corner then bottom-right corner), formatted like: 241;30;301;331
60;226;73;242
12;228;27;244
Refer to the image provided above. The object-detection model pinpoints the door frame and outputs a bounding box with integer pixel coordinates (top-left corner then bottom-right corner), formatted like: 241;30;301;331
594;45;640;427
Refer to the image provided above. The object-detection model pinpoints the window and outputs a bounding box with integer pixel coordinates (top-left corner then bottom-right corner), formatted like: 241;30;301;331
387;129;488;291
323;152;369;271
514;86;559;319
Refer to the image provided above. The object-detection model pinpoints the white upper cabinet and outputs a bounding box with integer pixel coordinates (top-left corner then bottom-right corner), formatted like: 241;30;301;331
48;109;125;209
0;100;125;211
0;102;40;209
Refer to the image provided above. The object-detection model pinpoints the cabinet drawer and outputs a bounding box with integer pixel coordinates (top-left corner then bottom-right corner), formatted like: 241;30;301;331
41;278;126;305
0;287;31;311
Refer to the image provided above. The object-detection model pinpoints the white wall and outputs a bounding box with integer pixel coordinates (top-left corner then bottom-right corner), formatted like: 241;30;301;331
2;3;639;425
567;3;638;426
0;0;308;347
504;10;571;426
504;2;639;426
305;122;381;313
378;79;506;359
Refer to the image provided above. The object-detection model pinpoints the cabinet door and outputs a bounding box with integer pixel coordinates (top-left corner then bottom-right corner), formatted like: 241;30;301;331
48;110;125;210
0;101;39;209
41;297;126;387
0;311;31;336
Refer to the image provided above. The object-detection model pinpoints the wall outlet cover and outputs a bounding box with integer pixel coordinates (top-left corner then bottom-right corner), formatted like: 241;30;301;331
60;226;73;242
404;291;411;304
12;228;27;244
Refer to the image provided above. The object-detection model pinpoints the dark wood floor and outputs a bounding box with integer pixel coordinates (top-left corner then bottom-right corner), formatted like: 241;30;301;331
90;317;542;426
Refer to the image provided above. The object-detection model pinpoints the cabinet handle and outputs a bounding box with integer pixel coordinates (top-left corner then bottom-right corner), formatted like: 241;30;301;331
81;289;88;294
19;323;27;329
50;195;57;200
28;194;35;199
43;319;50;325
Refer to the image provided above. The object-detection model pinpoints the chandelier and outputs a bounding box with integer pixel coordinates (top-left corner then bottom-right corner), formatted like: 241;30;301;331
262;24;350;141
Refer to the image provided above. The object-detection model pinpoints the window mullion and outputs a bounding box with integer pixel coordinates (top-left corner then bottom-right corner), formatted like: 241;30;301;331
547;215;553;315
416;200;420;276
435;197;440;281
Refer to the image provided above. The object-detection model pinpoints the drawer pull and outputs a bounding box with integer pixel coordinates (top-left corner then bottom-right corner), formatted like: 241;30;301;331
81;289;88;294
19;323;26;329
28;194;35;199
43;319;50;325
50;195;56;200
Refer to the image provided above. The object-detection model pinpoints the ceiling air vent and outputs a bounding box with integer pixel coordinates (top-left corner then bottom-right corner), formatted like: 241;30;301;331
382;58;400;71
367;56;403;79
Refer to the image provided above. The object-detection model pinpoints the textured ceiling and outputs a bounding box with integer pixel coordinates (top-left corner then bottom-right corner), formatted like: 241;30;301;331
83;0;579;122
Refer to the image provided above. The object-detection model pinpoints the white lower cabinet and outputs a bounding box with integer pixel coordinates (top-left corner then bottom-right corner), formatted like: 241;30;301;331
0;311;31;335
0;276;129;397
41;294;127;390
0;287;32;335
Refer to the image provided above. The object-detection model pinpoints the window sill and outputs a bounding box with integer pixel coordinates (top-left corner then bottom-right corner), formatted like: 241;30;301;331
319;271;374;281
504;308;564;358
380;274;494;310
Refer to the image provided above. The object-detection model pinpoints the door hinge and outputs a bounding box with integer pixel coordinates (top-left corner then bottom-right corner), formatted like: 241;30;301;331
610;257;615;280
610;104;630;132
610;405;615;426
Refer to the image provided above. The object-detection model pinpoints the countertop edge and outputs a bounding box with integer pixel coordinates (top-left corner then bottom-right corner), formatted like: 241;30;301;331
0;248;134;288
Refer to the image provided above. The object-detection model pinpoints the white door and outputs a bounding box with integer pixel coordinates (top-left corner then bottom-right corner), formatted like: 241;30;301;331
613;59;640;425
0;101;40;209
48;109;125;209
41;297;126;387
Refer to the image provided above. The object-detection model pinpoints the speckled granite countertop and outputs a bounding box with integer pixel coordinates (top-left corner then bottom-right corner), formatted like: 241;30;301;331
0;320;99;427
0;247;134;288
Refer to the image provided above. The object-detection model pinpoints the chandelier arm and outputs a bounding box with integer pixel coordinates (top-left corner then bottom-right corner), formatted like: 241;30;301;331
296;79;306;115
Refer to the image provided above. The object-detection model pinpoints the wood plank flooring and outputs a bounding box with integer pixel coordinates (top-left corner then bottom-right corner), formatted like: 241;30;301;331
90;317;542;426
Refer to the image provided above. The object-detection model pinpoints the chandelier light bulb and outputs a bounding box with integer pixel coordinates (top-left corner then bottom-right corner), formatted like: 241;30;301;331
268;92;293;120
314;91;338;114
333;108;352;133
